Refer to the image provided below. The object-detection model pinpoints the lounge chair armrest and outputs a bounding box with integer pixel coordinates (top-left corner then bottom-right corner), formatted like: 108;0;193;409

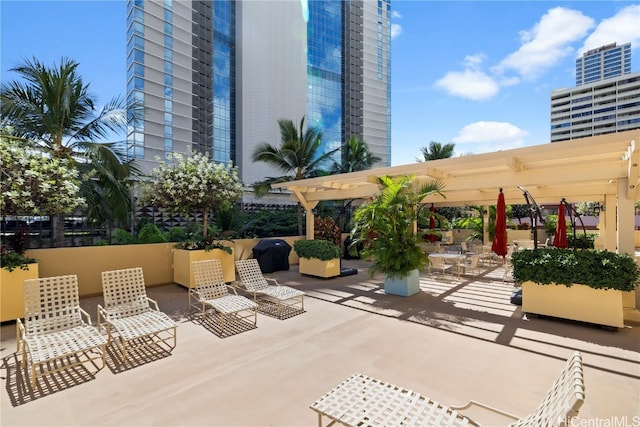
226;285;239;295
79;306;94;325
265;277;280;286
146;296;160;311
450;400;520;421
16;318;25;352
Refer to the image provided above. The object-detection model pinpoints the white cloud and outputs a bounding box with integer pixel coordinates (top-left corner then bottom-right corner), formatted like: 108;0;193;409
391;23;402;39
494;7;594;81
579;4;640;55
434;55;499;101
392;11;402;19
452;121;529;152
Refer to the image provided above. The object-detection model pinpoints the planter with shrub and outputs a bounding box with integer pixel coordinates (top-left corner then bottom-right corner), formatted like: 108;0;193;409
293;239;342;278
511;248;640;328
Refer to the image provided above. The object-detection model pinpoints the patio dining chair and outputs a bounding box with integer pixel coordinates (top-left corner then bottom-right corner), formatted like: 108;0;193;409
98;267;177;364
311;352;584;427
17;275;107;388
458;254;481;276
235;258;305;319
427;254;450;276
191;259;258;336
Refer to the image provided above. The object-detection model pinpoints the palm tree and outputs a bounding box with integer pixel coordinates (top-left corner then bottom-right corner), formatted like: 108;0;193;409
1;57;139;246
252;116;338;235
417;141;455;161
332;136;381;174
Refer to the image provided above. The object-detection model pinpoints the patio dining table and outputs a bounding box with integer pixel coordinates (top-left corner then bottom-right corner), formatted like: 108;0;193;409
428;253;466;264
428;253;467;277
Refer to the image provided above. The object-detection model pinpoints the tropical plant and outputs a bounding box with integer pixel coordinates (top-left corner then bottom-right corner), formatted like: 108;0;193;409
416;141;455;161
314;216;341;246
293;239;342;261
511;248;639;291
0;57;139;245
252;116;339;235
332;136;381;174
351;175;445;278
146;149;244;238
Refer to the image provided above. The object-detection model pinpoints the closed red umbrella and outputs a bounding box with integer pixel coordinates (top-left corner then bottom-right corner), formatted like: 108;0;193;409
426;203;437;242
491;188;508;259
553;203;567;248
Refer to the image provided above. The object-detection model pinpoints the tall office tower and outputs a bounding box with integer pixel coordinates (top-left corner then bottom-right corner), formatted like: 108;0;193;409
550;72;640;142
575;42;631;86
126;0;391;191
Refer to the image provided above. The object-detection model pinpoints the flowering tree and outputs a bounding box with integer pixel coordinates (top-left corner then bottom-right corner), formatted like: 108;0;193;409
147;150;244;238
1;137;85;217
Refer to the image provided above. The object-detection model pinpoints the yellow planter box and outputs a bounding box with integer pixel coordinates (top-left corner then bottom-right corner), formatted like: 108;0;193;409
173;247;235;287
522;281;624;328
298;257;340;278
1;263;39;322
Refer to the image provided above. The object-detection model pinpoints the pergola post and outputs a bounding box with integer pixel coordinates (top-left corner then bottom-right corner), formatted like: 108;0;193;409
603;194;617;252
617;178;635;256
483;205;490;244
292;188;318;240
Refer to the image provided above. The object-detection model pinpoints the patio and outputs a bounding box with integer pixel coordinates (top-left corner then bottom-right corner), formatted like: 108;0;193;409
1;259;639;426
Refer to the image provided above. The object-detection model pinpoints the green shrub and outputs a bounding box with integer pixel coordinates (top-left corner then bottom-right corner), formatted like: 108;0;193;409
511;248;639;291
294;239;341;261
113;228;137;245
166;226;187;242
137;223;167;244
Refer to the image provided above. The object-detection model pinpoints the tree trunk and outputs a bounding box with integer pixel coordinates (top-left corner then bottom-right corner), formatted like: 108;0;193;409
53;213;65;247
202;207;209;237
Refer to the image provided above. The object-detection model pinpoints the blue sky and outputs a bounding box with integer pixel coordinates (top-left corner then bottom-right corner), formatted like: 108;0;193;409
2;1;640;166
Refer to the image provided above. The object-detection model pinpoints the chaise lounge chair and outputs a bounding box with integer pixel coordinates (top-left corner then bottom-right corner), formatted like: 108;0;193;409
311;352;585;427
191;259;258;336
235;258;305;319
98;267;177;364
17;275;107;388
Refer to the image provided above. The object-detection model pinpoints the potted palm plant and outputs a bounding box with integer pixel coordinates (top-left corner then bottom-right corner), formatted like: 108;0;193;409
351;175;445;296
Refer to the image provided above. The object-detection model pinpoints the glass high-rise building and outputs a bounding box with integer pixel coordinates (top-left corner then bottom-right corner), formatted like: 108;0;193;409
125;0;391;189
575;42;631;86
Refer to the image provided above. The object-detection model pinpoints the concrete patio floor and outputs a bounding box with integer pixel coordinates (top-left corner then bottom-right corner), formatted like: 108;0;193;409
1;259;639;426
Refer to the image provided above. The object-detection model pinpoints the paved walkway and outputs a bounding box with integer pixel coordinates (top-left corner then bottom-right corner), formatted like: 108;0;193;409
1;260;639;426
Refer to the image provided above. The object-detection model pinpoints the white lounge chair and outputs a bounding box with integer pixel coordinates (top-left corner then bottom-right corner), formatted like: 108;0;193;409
311;352;585;427
17;275;107;388
98;267;177;363
235;259;304;319
191;259;258;336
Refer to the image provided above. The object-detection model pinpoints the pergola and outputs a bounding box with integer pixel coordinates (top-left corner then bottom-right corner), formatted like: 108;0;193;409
272;129;640;255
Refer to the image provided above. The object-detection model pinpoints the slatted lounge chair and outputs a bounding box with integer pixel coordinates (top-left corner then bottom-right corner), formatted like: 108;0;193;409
235;258;305;319
311;352;584;427
17;275;107;388
191;259;258;336
98;267;177;363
